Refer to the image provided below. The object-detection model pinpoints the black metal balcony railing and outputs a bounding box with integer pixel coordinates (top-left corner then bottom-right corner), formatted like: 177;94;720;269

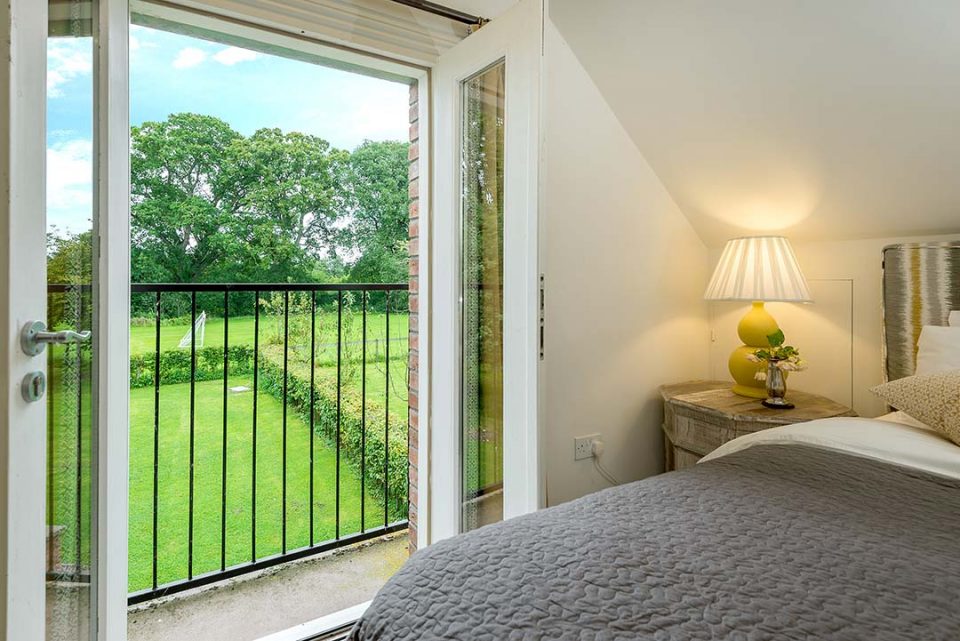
47;283;409;606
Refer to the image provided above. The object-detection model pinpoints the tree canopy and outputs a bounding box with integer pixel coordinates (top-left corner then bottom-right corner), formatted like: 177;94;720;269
340;140;410;284
123;113;409;287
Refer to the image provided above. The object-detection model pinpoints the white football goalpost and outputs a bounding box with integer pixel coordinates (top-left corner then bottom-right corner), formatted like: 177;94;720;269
178;311;207;348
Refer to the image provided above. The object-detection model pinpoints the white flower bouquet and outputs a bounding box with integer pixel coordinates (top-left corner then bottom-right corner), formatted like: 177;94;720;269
746;329;808;381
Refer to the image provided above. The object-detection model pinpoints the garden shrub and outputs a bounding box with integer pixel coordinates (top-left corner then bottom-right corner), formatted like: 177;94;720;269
129;344;255;388
258;347;408;521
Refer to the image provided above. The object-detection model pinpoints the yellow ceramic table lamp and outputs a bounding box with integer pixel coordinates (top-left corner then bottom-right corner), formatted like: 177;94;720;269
704;236;812;398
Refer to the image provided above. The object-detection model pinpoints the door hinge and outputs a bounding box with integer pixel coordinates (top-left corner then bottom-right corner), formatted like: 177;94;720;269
539;274;545;360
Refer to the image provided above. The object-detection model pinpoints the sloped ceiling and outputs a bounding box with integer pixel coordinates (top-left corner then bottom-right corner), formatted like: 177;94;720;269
550;0;960;247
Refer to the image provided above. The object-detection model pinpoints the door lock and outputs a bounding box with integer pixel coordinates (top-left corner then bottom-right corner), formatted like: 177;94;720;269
21;371;46;403
20;320;91;356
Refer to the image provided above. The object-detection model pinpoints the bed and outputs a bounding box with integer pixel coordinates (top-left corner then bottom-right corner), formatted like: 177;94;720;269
349;243;960;641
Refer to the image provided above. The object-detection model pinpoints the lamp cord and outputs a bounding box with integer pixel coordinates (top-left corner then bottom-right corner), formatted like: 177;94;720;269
591;439;622;486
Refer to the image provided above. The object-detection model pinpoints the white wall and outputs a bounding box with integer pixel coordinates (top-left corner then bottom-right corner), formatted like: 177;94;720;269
540;18;710;507
709;233;960;418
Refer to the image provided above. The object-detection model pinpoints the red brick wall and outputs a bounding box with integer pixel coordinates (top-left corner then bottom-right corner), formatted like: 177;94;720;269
407;80;420;554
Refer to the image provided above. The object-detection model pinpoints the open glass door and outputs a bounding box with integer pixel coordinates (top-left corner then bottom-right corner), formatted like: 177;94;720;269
431;0;542;541
0;0;127;638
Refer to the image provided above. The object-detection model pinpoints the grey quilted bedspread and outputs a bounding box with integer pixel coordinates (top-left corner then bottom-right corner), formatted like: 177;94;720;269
349;445;960;640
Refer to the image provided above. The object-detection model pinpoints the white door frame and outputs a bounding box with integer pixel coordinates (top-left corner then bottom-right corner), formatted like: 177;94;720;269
96;0;131;638
0;1;49;638
429;0;543;544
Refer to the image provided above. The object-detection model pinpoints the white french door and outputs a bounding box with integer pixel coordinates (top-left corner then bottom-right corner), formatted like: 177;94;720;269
429;0;542;543
0;0;129;639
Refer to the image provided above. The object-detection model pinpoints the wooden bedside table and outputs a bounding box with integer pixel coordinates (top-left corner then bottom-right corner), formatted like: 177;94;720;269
661;380;856;471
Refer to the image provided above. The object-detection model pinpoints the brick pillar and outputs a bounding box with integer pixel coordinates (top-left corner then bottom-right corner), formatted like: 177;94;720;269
407;80;420;554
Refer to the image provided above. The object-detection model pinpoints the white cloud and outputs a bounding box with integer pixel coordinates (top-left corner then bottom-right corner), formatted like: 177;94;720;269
129;25;161;61
47;138;93;233
213;47;258;66
172;47;207;69
47;42;92;98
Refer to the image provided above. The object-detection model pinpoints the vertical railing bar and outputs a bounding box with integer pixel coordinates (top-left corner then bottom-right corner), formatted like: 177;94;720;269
360;291;367;533
384;291;390;528
152;292;161;590
282;291;289;553
46;334;54;574
188;291;197;579
76;281;88;580
309;291;316;546
336;291;342;540
252;291;260;562
478;323;482;501
221;291;229;571
75;334;83;581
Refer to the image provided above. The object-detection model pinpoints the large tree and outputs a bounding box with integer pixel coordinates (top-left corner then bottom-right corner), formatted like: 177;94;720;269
340;140;410;284
130;113;243;283
130;113;352;284
222;127;350;281
123;112;410;301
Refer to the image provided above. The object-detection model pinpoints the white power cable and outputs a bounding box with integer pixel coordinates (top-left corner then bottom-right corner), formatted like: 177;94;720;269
590;439;621;486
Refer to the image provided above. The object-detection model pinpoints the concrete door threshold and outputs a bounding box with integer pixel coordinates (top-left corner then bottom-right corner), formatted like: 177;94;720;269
255;601;369;641
128;533;406;641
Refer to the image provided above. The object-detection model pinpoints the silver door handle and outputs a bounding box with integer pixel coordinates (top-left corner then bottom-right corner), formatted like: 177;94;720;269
21;320;91;356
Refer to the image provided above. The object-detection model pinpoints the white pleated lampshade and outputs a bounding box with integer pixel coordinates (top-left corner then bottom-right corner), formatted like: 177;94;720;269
704;236;813;302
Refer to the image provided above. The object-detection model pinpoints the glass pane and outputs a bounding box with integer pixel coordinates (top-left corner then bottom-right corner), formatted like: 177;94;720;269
460;61;505;532
47;1;96;639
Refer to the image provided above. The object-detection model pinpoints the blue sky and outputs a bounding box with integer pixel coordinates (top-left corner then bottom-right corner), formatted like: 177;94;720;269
47;25;410;235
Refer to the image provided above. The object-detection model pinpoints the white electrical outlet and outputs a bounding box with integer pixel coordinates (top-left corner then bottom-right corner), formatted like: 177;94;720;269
575;434;600;461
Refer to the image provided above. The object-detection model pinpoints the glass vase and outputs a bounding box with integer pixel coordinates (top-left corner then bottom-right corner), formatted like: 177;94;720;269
762;360;794;409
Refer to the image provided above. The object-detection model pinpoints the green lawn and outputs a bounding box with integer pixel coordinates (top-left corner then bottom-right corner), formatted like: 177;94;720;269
130;313;409;359
128;376;389;591
126;311;409;593
129;311;410;427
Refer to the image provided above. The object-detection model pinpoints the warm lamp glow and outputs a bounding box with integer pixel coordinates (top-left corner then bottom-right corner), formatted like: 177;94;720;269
704;236;812;303
705;236;812;399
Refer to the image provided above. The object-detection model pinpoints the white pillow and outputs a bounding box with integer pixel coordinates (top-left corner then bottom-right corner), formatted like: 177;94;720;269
876;410;934;431
915;325;960;375
950;311;960;327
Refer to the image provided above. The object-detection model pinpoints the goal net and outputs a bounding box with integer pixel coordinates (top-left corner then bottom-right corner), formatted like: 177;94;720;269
178;311;207;349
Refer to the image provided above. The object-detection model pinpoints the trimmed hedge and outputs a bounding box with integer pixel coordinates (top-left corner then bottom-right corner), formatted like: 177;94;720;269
259;346;408;520
130;345;255;388
129;344;407;520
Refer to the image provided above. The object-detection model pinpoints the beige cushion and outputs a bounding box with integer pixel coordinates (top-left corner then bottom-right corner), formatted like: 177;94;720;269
872;371;960;446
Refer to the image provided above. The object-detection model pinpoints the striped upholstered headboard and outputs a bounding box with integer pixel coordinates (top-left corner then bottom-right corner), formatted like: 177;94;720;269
882;242;960;381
